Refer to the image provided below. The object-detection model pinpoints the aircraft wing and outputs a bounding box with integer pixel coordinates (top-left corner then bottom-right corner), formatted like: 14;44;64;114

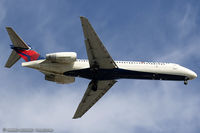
80;17;118;69
73;80;117;119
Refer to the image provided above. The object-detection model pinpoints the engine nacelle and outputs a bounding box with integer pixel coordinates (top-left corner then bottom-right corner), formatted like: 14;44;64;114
45;74;75;84
46;52;77;63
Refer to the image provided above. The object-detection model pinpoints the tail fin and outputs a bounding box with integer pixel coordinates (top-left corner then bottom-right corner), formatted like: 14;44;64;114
5;27;43;68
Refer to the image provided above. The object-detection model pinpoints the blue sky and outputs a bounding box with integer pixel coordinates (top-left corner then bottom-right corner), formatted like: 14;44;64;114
0;0;200;133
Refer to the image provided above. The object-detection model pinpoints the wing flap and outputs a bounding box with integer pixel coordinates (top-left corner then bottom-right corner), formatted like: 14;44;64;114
73;80;117;119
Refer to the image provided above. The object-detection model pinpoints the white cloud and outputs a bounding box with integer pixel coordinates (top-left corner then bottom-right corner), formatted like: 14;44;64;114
178;4;197;39
0;81;199;133
154;4;200;64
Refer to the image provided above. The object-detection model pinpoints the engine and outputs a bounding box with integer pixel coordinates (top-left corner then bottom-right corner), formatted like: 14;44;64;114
45;74;75;84
46;52;77;63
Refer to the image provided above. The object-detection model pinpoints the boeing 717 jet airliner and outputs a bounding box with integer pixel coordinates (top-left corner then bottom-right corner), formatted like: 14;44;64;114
5;17;197;119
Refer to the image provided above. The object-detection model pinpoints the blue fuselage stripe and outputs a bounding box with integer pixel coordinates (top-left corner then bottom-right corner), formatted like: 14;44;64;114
15;50;31;61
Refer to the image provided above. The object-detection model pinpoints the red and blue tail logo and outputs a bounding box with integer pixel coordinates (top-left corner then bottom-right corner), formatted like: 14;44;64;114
11;45;44;62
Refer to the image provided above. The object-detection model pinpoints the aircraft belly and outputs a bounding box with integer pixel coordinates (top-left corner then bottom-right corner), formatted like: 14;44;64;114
64;68;186;81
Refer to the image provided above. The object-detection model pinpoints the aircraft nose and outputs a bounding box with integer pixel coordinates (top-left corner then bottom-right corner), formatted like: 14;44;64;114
190;71;197;79
180;65;197;80
187;69;197;80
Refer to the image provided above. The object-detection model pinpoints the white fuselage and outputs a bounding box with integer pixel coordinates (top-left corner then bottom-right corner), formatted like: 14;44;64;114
22;59;197;82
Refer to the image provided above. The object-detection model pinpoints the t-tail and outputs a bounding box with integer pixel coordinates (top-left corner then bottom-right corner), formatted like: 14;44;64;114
5;27;43;68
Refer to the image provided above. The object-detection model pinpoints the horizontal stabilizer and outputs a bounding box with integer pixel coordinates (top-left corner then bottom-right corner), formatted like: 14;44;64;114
5;50;21;68
6;27;30;49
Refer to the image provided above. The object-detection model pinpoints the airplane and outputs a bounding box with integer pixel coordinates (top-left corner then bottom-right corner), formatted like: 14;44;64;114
5;16;197;119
